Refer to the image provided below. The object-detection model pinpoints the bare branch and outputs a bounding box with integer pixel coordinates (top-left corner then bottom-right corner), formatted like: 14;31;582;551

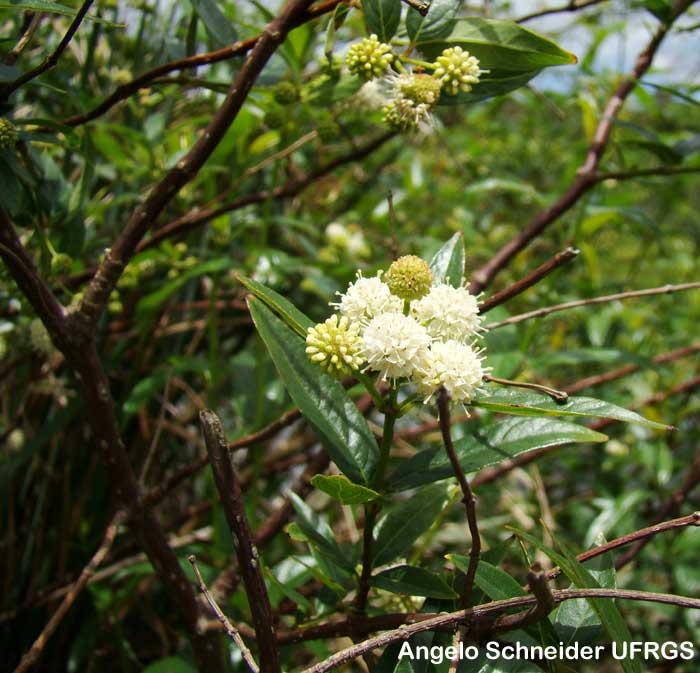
485;281;700;330
189;555;260;673
13;512;124;673
0;0;96;103
517;0;608;23
199;409;281;673
437;388;481;606
479;247;580;314
469;0;695;294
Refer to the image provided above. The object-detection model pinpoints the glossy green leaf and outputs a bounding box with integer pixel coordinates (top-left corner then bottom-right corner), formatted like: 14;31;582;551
429;232;465;287
509;527;640;673
472;386;670;430
189;0;237;47
0;1;121;25
388;416;607;492
417;18;577;103
370;565;458;599
407;0;462;43
248;298;379;484
289;493;356;573
373;484;449;566
311;474;381;504
450;556;526;600
237;274;314;337
362;0;401;42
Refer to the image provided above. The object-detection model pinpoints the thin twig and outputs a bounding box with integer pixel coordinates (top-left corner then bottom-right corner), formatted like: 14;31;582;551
188;555;260;673
517;0;608;23
479;247;580;314
199;409;281;673
59;0;343;128
485;281;700;330
591;165;700;181
1;0;97;102
299;588;700;673
469;0;694;294
400;0;430;15
437;388;481;606
13;511;124;673
4;12;43;66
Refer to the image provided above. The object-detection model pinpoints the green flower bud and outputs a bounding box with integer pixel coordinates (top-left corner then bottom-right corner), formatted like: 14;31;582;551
316;118;341;143
384;255;433;301
346;34;393;80
305;314;364;377
264;108;286;129
29;318;53;355
433;46;483;95
0;118;18;151
50;253;73;276
272;81;300;104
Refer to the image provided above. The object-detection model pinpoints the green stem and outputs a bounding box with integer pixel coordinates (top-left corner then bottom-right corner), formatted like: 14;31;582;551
400;56;436;70
397;392;420;417
354;370;384;411
355;384;399;614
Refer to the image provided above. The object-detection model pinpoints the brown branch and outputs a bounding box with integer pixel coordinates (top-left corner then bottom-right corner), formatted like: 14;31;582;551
469;0;694;295
485;281;700;330
517;0;608;23
563;344;700;395
299;588;700;673
437;388;481;606
4;11;43;66
138;131;395;252
479;247;580;314
401;0;431;16
615;460;700;569
483;375;569;402
71;0;322;336
189;555;260;673
0;0;96;103
59;0;342;128
199;409;281;673
13;511;124;673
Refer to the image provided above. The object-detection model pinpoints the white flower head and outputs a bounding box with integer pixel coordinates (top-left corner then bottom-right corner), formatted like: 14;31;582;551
412;284;483;343
306;314;364;376
351;80;388;111
333;272;402;325
383;73;441;132
413;340;486;404
361;312;431;381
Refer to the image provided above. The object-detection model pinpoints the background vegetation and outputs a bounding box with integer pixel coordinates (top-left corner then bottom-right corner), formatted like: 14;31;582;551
1;0;700;671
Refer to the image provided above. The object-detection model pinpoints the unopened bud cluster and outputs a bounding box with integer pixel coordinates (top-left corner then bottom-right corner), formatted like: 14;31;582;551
0;118;18;150
306;255;487;404
433;46;484;95
345;34;393;80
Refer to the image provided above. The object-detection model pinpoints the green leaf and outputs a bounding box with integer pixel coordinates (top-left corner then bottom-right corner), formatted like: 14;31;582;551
472;386;670;430
189;0;237;47
509;527;641;673
248;298;379;484
373;484;449;566
0;1;122;25
362;0;401;42
265;566;313;613
388;416;607;492
311;474;381;505
407;0;462;43
289;493;356;573
417;18;577;103
450;557;527;601
237;274;314;337
429;232;465;287
370;565;458;599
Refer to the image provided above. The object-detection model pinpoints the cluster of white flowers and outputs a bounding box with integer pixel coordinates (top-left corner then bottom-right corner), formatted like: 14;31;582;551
306;255;487;404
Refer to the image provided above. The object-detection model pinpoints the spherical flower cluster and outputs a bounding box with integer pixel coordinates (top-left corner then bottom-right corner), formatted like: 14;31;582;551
0;118;18;150
305;314;364;376
333;272;402;324
433;46;483;95
271;81;300;104
412;284;483;342
346;35;393;80
29;318;53;355
361;312;431;381
414;340;486;403
306;255;487;404
384;255;433;301
382;73;441;131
